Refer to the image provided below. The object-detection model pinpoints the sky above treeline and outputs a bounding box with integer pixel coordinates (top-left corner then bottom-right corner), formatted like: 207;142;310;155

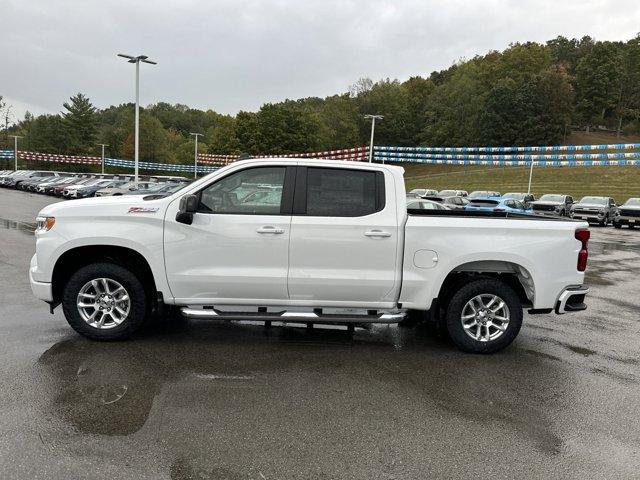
2;0;639;122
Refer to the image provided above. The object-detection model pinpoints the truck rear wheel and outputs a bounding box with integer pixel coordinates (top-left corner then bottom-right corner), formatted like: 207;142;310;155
445;278;523;353
61;262;148;340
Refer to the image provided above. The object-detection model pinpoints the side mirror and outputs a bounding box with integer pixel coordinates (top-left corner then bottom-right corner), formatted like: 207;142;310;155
176;194;198;225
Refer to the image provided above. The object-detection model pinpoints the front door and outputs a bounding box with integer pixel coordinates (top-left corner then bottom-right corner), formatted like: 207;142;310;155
164;165;294;304
287;166;399;306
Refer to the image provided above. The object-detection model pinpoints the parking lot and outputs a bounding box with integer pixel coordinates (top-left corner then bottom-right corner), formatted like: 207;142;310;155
0;187;639;479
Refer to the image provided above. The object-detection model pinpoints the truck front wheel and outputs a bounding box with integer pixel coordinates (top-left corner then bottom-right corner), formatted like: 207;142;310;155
62;262;148;340
445;278;523;353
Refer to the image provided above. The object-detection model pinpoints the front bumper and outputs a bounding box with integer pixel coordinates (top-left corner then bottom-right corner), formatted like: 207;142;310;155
555;286;589;314
614;216;638;225
29;255;53;302
571;213;604;222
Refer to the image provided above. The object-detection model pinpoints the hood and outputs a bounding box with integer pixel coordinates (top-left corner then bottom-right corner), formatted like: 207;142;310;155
38;195;170;218
574;202;606;208
620;204;640;210
532;200;562;206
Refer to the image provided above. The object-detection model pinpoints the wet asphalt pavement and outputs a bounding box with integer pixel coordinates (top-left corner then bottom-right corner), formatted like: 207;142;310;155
0;188;639;479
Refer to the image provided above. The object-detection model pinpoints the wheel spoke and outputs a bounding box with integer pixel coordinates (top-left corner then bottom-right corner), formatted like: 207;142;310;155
79;292;96;299
463;320;477;329
462;313;476;320
485;296;498;309
490;301;505;313
101;278;110;294
493;315;508;322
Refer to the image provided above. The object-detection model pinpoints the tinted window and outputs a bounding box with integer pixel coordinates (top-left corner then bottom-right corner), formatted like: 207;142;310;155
306;168;381;217
199;167;285;215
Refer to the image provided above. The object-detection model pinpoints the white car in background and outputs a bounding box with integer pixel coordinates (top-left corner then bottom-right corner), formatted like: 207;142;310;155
95;181;160;197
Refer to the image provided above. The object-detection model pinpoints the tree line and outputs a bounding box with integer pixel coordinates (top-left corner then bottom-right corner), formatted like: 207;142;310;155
2;34;639;165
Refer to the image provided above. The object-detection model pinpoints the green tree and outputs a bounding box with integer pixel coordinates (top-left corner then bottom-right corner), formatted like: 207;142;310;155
574;42;625;129
61;93;97;154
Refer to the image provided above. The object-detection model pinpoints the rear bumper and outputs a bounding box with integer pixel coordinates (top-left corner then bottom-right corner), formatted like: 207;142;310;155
614;216;638;225
555;286;589;314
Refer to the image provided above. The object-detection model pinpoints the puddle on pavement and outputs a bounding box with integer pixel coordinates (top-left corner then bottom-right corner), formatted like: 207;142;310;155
0;217;36;235
36;318;565;457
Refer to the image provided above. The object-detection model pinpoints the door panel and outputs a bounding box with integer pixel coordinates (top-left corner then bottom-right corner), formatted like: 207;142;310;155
287;167;398;304
164;165;292;303
164;213;291;301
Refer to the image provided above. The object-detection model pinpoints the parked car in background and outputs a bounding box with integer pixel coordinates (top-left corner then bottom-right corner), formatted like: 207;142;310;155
465;197;532;215
8;170;58;188
36;176;76;194
134;181;190;196
570;196;617;226
406;198;449;210
469;190;500;199
530;194;574;216
424;195;470;210
72;180;127;198
613;198;640;229
50;177;92;196
95;180;160;197
408;188;439;198
437;189;468;197
502;192;536;207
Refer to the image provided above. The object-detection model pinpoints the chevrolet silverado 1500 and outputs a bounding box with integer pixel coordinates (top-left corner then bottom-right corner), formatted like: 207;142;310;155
30;159;590;353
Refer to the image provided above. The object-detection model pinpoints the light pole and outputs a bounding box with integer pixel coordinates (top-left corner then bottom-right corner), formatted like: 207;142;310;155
98;144;109;174
190;133;203;179
364;115;383;163
527;159;534;194
9;135;22;171
117;53;157;185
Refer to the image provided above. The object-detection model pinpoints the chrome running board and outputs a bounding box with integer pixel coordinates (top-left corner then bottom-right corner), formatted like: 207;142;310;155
180;307;406;324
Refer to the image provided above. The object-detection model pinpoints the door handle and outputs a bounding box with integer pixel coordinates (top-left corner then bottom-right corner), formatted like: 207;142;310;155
364;230;391;238
256;226;285;234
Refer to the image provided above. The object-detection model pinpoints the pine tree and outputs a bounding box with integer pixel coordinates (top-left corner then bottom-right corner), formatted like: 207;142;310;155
61;93;97;154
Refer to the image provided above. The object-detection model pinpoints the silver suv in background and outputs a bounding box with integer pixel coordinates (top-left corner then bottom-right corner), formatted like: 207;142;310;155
614;198;640;229
570;196;617;226
530;194;574;216
502;192;536;207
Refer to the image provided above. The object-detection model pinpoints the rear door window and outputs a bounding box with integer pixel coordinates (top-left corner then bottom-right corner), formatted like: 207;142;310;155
302;167;384;217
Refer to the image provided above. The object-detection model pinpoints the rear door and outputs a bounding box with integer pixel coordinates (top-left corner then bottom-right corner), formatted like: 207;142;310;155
287;166;399;306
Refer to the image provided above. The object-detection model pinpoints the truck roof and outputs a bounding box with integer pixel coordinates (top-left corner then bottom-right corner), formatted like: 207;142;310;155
241;157;405;174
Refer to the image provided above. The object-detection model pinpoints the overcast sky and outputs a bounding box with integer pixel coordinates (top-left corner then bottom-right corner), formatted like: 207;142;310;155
2;0;639;122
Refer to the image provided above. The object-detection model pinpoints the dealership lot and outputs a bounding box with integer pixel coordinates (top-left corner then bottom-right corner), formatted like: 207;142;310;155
0;188;639;479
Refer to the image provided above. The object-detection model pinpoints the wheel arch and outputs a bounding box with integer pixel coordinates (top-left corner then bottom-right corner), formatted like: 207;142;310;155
51;245;158;307
435;260;535;310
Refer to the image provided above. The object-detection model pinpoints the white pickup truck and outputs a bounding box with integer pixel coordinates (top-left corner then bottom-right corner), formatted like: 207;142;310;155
30;159;590;353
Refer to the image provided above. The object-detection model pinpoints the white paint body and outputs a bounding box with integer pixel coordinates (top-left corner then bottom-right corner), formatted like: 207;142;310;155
30;159;587;314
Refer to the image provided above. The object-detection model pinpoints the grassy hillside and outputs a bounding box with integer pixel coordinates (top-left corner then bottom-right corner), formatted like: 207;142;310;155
402;132;640;202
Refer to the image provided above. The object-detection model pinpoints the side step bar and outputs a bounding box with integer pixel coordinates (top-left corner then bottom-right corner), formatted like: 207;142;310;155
180;307;406;324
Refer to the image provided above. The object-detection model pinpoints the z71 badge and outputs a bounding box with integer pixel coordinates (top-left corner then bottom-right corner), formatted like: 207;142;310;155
127;207;159;214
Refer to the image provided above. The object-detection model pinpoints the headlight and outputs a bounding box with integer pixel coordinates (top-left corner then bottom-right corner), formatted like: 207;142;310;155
35;216;55;232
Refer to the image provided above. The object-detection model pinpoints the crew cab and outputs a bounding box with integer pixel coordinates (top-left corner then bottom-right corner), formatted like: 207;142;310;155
29;159;590;353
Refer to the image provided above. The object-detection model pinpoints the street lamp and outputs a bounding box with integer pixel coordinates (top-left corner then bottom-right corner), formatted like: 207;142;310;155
190;133;203;179
117;53;157;184
364;115;383;163
9;135;22;171
527;159;535;195
98;144;109;174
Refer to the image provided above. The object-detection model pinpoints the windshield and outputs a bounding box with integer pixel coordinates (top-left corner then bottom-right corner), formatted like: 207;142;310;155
438;190;457;196
624;198;640;206
579;196;607;205
409;189;426;195
539;194;564;202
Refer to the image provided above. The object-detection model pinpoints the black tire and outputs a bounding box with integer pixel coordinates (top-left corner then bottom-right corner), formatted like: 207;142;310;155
614;221;622;229
62;262;148;340
599;215;608;227
444;278;523;353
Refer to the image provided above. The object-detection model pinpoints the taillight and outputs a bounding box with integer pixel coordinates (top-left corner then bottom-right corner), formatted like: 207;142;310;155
575;228;590;272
